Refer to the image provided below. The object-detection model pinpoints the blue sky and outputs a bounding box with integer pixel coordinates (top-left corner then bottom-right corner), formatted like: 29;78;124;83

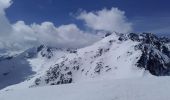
6;0;170;34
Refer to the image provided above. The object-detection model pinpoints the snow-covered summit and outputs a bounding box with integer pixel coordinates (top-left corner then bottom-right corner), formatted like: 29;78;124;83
33;32;170;86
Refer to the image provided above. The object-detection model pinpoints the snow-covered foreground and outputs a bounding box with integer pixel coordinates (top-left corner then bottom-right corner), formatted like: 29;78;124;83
0;77;170;100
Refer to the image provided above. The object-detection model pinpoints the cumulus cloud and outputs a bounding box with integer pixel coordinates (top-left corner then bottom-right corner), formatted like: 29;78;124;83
0;0;12;11
10;21;98;49
0;0;99;51
77;7;132;33
0;20;99;50
0;1;132;52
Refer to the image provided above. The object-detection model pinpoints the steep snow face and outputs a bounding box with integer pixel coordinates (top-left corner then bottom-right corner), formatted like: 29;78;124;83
33;33;148;86
0;45;73;89
1;77;170;100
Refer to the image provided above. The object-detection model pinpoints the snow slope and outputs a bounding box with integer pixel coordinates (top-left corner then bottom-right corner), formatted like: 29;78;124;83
1;77;170;100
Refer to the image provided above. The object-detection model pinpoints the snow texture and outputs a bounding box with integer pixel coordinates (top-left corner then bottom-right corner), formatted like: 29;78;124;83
0;77;170;100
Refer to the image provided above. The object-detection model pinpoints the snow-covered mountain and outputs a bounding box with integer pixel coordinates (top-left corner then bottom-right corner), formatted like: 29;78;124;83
0;32;170;90
32;32;170;86
0;32;170;100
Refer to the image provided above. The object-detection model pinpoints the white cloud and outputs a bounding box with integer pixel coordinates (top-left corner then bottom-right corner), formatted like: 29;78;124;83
0;0;12;36
0;0;12;11
16;21;98;49
77;7;132;33
0;0;99;51
0;1;133;52
0;20;99;50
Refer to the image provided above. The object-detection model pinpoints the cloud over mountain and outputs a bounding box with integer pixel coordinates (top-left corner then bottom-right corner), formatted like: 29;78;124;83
77;7;132;33
0;0;132;51
10;21;99;49
0;0;100;51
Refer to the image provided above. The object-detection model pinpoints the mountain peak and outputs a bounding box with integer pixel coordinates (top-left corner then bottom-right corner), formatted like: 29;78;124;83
0;32;170;89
